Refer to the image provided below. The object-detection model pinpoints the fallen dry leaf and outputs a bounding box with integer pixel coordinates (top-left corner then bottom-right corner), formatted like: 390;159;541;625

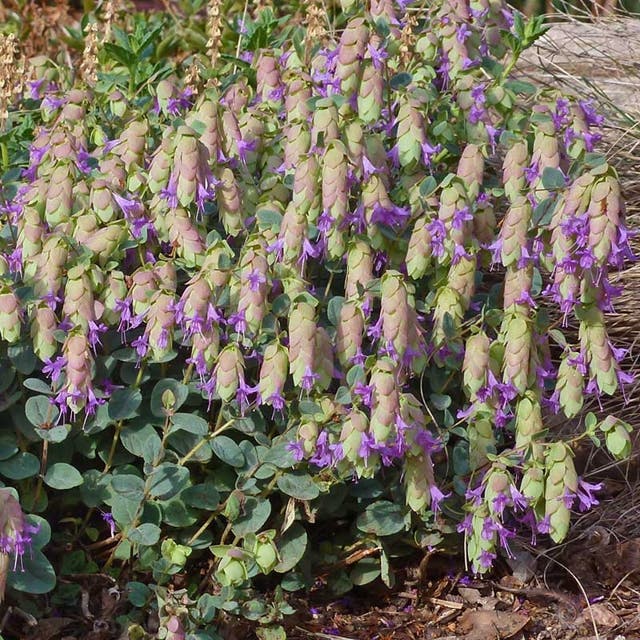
458;609;529;640
576;603;621;628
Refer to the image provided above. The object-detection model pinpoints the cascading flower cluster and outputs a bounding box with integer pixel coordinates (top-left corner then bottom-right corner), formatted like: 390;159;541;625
0;0;634;579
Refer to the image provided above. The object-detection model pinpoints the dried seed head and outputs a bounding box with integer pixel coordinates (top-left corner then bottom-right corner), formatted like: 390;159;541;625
0;34;25;130
399;13;418;66
80;23;99;86
100;0;119;43
206;0;223;77
305;0;327;47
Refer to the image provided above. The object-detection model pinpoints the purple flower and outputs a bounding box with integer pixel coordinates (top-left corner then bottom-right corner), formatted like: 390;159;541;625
353;382;373;408
236;377;257;415
88;320;108;352
301;366;320;392
28;79;45;100
367;42;388;70
456;23;472;43
421;141;442;166
43;356;66;384
131;334;149;359
578;100;604;128
429;485;450;516
575;478;602;512
415;429;442;454
457;513;473;535
478;549;496;570
358;431;376;465
537;515;551;534
247;269;267;292
310;431;333;467
42;94;65;111
101;511;117;538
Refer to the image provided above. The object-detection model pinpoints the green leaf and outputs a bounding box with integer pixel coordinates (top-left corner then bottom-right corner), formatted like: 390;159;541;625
111;474;145;502
7;549;56;594
150;379;189;417
260;442;295;468
127;581;152;607
541;167;566;191
390;72;412;90
44;463;83;490
350;557;380;586
103;42;136;67
419;175;438;197
504;79;537;95
108;388;142;420
0;435;18;461
148;463;190;500
274;523;307;573
171;413;209;435
181;484;220;510
128;523;161;546
35;424;70;443
26;515;50;550
532;196;555;226
80;470;111;508
211;436;245;468
121;423;161;464
8;344;36;375
346;365;366;386
356;501;407;537
256;208;283;230
23;378;53;395
299;401;321;416
0;452;40;480
276;473;319;501
335;386;352;405
231;497;271;536
430;393;451;410
327;296;345;327
25;395;57;427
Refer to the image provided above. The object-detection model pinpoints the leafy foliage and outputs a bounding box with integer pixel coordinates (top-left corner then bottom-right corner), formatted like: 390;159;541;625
0;0;634;636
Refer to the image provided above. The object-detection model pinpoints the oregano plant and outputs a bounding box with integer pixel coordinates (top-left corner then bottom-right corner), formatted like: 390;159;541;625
0;0;634;635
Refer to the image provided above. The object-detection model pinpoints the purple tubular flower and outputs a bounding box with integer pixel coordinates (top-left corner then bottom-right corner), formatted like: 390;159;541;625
301;366;320;392
358;431;376;465
457;514;473;534
101;511;117;538
43;356;67;384
286;440;305;462
429;485;450;516
575;478;602;512
478;550;496;570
